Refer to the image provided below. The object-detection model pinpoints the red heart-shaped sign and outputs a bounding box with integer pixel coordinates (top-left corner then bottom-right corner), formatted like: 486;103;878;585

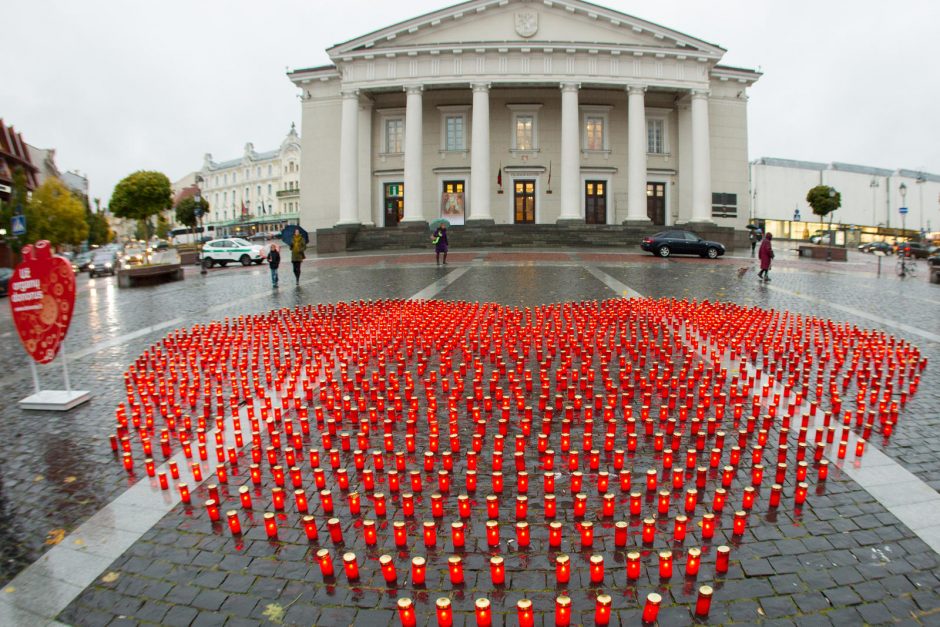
8;240;77;364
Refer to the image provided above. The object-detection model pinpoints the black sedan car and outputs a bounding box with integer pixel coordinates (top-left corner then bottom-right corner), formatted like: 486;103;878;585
0;267;12;297
88;251;118;277
641;230;726;259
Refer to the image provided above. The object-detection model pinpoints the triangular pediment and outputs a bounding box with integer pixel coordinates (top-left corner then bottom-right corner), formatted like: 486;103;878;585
328;0;724;60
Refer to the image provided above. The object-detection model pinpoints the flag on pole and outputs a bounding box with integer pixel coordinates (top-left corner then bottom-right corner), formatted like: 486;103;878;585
497;163;502;189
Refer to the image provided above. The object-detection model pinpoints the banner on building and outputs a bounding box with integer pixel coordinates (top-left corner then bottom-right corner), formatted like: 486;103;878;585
440;192;465;225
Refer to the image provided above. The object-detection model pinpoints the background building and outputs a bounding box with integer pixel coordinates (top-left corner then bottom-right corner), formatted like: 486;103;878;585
0;119;39;202
199;124;301;237
289;0;759;238
751;157;940;244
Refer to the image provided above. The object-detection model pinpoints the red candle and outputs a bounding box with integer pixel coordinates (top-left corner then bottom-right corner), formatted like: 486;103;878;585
424;521;437;547
555;595;572;627
574;493;587;517
431;493;444;518
626;551;641;580
630;492;642;516
516;521;530;547
733;510;747;536
517;599;534;627
642;593;662;623
475;598;492;627
448;555;464;585
343;552;359;580
489;555;505;585
695;585;714;617
685;547;701;576
549;521;563;548
818;459;829;481
716;545;730;574
657;490;671;515
380;554;397;584
451;521;465;548
411;556;426;585
374;492;387;516
264;512;278;538
328;517;343;543
302;515;318;541
515;495;528;520
684;488;698;514
398;598;417;627
226;510;241;534
348;491;361;516
316;548;334;577
590;554;604;583
272;488;286;511
158;472;169;490
674;514;688;541
742;486;755;510
642;517;656;543
580;521;594;547
658;550;674;579
646;468;657;492
769;483;782;507
544;472;555;493
363;519;378;545
556;554;570;583
178;483;191;504
486;520;500;547
486;495;499;519
458;494;472;518
545;494;557;518
435;597;453;627
701;513;715;540
595;594;612;625
614;520;628;546
795;481;808;505
712;487;727;512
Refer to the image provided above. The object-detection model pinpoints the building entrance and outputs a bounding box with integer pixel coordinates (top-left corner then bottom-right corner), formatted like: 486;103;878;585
384;183;404;226
514;180;536;223
585;180;607;224
647;182;666;225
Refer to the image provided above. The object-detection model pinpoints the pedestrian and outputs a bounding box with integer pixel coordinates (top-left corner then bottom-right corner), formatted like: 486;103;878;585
749;227;761;257
432;224;449;265
757;232;774;281
290;231;305;284
266;243;280;288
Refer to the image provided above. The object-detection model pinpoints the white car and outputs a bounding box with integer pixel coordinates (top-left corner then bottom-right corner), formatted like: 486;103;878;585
199;238;265;268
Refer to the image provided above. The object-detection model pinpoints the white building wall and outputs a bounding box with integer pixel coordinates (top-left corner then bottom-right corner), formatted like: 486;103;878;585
707;82;750;228
302;82;342;230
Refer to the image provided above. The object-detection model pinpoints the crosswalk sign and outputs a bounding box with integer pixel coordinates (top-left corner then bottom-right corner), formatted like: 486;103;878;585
11;214;26;236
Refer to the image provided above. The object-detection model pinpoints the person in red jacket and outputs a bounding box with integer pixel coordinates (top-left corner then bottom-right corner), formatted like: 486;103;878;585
757;232;774;281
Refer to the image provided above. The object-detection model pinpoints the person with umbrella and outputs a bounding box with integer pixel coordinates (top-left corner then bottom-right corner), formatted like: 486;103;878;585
431;220;449;265
748;224;762;257
280;225;309;285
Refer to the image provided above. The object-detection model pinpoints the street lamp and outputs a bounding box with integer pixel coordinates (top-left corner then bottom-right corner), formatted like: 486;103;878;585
915;173;926;236
869;178;879;231
827;187;837;261
195;193;207;275
899;182;907;240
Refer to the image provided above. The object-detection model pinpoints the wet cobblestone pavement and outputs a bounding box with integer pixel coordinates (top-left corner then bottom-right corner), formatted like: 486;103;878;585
0;246;938;626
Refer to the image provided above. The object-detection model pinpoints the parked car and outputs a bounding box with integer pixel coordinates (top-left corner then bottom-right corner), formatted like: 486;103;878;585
898;241;929;259
72;251;94;273
640;230;726;259
929;252;940;284
88;251;118;277
199;238;266;269
0;267;12;297
863;241;893;255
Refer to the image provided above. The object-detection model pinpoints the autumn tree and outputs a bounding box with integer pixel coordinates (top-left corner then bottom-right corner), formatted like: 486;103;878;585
174;195;210;229
27;178;89;246
110;171;172;238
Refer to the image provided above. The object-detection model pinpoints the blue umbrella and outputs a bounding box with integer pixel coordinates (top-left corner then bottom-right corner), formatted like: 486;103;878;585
281;224;309;245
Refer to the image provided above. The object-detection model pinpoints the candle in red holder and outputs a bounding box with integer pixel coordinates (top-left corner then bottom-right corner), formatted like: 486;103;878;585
178;483;191;505
657;490;670;515
448;555;464;585
466;470;478;492
685;547;701;576
673;514;688;542
795;481;808;505
379;554;397;584
272;488;286;512
302;515;318;541
486;520;500;547
489;555;505;585
742;486;756;510
701;513;715;540
158;472;169;490
264;512;278;538
716;545;730;574
549;521;563;548
423;521;437;547
516;521;530;547
517;471;529;493
226;510;241;535
555;553;571;583
409;555;426;586
614;520;628;546
486;495;499;519
646;468;657;492
818;460;829;481
589;554;605;583
316;548;334;577
732;510;747;536
450;521;465;548
431;493;444;518
475;598;492;627
769;483;783;507
642;517;656;543
397;598;417;627
343;552;360;580
555;595;572;627
595;594;612;625
362;519;377;545
577;521;593;547
695;585;714;617
204;498;221;522
574;493;587;517
515;495;528;520
630;492;642;516
318;489;333;514
374;492;387;516
626;551;641;580
517;599;534;627
458;495;472;518
435;597;453;627
328;517;344;543
642;593;662;623
684;488;698;514
391;521;407;547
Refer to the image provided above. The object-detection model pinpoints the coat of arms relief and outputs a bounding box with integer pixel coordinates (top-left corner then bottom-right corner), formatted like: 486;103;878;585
515;10;538;38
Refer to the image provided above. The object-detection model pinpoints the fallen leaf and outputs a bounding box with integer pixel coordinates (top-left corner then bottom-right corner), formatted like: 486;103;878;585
262;603;285;624
73;538;85;546
34;475;44;482
64;476;77;484
4;586;15;593
101;571;120;583
757;608;765;616
45;529;66;546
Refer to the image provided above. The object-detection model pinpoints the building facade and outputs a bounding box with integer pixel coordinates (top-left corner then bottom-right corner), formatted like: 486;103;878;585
751;157;940;242
289;0;759;234
199;124;302;236
0;119;39;202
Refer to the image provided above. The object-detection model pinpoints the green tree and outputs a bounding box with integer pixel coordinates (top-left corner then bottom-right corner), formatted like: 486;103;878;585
0;167;30;252
134;219;149;241
28;178;89;246
174;195;210;229
155;213;170;239
86;210;113;245
110;171;172;237
806;185;841;220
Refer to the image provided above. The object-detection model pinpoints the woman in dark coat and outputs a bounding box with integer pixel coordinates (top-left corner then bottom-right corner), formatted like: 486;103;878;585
290;231;305;284
757;232;774;281
433;225;449;265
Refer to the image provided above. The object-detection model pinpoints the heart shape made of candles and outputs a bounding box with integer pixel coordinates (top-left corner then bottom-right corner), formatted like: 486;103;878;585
8;240;77;364
112;299;925;621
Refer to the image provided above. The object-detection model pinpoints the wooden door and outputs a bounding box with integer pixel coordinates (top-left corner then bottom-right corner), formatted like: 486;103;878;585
646;182;665;225
514;180;536;223
585;180;607;224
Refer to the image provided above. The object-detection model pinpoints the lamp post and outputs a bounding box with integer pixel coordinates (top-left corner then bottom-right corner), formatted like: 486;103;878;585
899;182;907;240
196;193;207;275
869;178;879;231
827;187;837;261
915;173;926;236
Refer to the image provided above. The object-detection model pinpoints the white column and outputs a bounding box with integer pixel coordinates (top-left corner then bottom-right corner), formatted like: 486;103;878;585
338;89;360;225
625;85;649;222
469;82;492;222
358;98;373;225
402;85;424;223
690;89;713;223
558;82;581;221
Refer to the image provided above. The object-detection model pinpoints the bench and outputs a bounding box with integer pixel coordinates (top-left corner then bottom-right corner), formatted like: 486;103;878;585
798;245;847;261
118;263;184;288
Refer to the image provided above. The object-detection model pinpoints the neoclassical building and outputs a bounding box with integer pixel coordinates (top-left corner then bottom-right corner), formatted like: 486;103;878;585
199;125;302;235
289;0;759;233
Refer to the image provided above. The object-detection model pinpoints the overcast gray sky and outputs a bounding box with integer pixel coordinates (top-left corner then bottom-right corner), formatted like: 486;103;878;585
4;0;938;205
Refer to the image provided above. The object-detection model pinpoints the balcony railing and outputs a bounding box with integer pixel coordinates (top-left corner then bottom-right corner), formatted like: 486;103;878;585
276;188;299;198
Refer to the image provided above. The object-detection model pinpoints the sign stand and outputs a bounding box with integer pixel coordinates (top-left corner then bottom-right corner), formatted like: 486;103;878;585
19;340;91;411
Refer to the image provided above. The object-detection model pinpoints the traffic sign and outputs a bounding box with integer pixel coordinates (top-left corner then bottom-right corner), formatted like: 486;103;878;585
899;206;909;215
11;214;26;236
